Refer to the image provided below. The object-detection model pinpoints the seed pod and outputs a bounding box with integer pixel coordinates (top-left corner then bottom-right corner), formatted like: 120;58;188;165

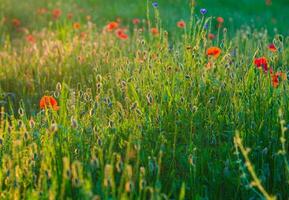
146;93;153;105
96;74;102;83
125;181;134;192
130;102;138;110
63;157;71;179
136;108;142;116
18;108;24;117
56;82;62;91
50;121;58;132
71;117;78;129
108;120;113;128
18;120;23;128
29;118;35;129
104;164;113;187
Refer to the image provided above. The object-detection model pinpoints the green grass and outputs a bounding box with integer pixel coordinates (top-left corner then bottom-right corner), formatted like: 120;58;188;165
0;0;288;199
1;0;289;36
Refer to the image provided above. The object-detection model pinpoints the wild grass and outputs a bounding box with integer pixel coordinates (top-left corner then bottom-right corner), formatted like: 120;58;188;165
0;0;288;199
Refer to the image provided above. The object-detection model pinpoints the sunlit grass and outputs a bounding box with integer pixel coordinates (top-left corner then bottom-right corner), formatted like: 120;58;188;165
0;1;288;199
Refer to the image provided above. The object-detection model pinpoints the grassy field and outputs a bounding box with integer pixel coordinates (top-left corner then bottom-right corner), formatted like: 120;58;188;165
0;0;289;199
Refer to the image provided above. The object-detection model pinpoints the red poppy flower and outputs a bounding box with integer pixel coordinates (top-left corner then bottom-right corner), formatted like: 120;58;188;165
52;9;62;19
151;27;159;36
271;71;286;88
177;20;186;28
73;22;81;30
39;96;59;111
37;8;48;15
266;0;272;6
207;47;221;59
67;13;73;20
254;57;268;72
106;21;118;31
272;73;279;88
12;18;21;27
268;43;277;52
26;35;36;44
216;17;224;24
208;33;215;40
132;18;140;25
80;32;87;40
276;72;287;80
116;29;128;40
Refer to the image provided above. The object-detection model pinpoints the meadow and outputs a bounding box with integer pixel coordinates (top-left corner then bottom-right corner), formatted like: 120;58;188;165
0;0;289;199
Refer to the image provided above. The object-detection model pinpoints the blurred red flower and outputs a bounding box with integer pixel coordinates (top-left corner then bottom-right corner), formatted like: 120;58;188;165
116;29;128;40
26;35;36;44
73;22;81;30
208;33;215;40
177;20;186;28
39;96;59;111
268;43;277;52
207;47;221;59
132;18;140;25
67;13;73;20
12;18;21;27
217;17;224;24
254;57;268;72
37;8;48;15
106;21;118;31
151;27;159;36
52;9;62;20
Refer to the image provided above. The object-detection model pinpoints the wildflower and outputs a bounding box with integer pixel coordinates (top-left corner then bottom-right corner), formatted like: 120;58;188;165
208;33;215;40
37;8;48;15
268;43;277;52
152;2;158;8
216;17;224;28
12;18;21;27
272;71;287;88
151;27;159;36
276;72;287;81
52;9;62;19
207;47;221;59
271;73;279;88
132;18;140;25
39;96;59;111
67;13;73;20
106;21;118;31
200;8;207;15
177;20;186;28
254;57;268;73
206;61;213;69
80;32;87;40
217;17;224;24
26;35;36;44
73;22;81;30
86;15;92;21
116;29;128;40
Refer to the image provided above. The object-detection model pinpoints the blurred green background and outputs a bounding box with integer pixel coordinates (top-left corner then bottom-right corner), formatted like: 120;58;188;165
1;0;289;35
